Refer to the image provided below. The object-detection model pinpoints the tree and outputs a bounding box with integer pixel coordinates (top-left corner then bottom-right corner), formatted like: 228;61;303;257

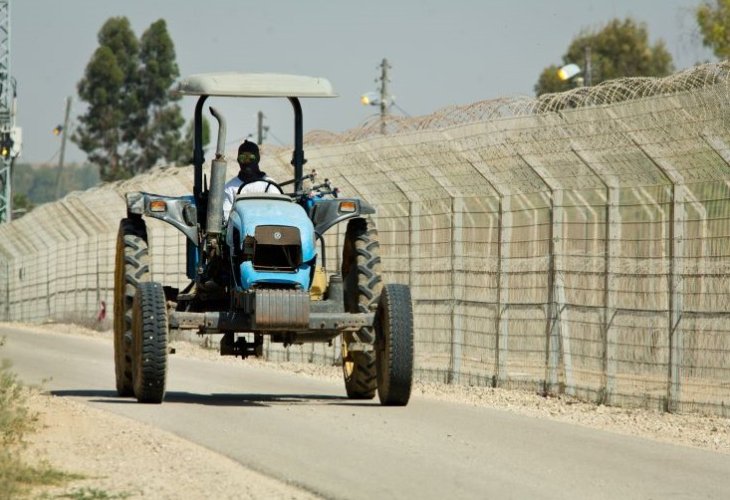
74;18;135;181
73;18;186;181
534;18;675;96
11;193;33;218
11;163;100;206
134;20;185;172
173;117;211;166
697;0;730;59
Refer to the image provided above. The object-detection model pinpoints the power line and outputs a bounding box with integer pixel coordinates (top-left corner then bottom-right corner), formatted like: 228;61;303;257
266;129;286;146
392;102;412;118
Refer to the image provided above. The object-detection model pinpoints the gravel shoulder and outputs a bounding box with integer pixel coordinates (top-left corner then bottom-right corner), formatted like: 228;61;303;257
4;321;729;497
23;390;319;499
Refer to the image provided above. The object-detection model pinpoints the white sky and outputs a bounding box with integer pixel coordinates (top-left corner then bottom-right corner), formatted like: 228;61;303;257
13;0;714;165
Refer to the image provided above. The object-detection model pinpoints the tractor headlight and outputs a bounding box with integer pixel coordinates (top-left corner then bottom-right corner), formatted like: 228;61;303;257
149;200;167;213
338;201;357;214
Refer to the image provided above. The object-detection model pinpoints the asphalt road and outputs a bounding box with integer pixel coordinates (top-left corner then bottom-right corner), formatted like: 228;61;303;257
2;324;729;500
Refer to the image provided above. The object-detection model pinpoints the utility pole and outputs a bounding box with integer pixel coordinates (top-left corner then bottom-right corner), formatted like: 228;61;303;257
54;96;72;199
584;45;592;87
0;0;19;225
257;110;268;145
377;58;391;135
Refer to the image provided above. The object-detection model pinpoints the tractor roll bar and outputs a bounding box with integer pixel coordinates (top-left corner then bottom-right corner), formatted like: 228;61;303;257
193;95;209;203
193;95;306;213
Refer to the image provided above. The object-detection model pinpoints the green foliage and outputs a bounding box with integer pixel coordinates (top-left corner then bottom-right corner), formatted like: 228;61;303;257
534;64;570;96
73;18;187;182
11;163;100;209
134;20;186;171
0;339;71;499
11;192;33;217
534;18;675;96
57;487;132;500
175;116;211;166
697;0;730;59
74;18;135;181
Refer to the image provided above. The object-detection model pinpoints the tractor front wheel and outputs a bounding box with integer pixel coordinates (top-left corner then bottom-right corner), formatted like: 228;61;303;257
132;281;168;404
113;217;150;397
375;284;414;406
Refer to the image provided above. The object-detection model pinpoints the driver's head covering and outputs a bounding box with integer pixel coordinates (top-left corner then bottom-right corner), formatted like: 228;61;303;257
237;140;260;165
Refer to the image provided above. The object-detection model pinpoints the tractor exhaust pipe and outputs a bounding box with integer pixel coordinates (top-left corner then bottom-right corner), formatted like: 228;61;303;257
206;106;227;238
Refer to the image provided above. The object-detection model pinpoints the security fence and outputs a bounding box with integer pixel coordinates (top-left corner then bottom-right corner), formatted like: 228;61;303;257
1;63;730;415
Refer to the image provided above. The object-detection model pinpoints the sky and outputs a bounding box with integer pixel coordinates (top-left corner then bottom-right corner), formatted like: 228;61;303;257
12;0;714;165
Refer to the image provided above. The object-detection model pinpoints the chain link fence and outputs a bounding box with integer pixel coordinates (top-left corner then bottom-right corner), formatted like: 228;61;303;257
1;63;729;415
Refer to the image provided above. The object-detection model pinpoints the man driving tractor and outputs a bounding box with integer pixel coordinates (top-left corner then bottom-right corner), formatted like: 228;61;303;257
223;139;282;219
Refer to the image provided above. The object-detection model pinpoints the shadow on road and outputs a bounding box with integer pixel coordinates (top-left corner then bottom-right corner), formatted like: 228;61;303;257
50;389;353;408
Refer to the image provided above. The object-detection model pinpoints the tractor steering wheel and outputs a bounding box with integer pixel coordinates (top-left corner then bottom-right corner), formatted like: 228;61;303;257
236;180;284;195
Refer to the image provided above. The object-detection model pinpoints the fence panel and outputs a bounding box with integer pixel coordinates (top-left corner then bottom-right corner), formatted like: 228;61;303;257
1;63;730;415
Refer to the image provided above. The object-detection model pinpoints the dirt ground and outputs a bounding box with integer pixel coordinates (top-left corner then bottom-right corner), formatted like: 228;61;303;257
23;391;319;499
9;322;730;498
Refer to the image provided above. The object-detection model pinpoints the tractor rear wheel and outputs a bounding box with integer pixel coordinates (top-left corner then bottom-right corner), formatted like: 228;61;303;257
113;217;150;397
132;281;168;404
375;284;414;406
341;217;382;399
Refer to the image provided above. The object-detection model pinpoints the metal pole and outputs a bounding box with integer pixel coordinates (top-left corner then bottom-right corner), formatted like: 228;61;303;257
0;0;12;224
379;58;390;135
257;111;264;145
54;96;72;199
584;46;592;87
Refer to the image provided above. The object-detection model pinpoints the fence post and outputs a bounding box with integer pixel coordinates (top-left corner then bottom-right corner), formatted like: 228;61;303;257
630;138;686;412
571;147;620;404
518;153;573;395
449;196;462;384
2;258;8;320
496;196;511;386
667;182;685;412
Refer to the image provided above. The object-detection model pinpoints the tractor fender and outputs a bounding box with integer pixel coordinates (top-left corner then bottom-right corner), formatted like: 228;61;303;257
309;198;375;236
125;192;199;245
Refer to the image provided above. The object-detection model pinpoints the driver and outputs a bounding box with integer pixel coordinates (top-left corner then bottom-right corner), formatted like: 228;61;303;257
223;140;282;219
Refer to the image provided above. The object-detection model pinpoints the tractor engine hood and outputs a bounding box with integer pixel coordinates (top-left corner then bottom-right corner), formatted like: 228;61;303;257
226;195;316;291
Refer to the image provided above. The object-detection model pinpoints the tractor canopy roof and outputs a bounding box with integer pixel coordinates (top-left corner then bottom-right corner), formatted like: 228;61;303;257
174;72;338;98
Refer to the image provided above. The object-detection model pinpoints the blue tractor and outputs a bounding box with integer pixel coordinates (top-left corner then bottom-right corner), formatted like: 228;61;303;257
113;73;414;405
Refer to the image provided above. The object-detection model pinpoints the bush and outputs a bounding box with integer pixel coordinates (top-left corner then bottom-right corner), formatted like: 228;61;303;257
0;338;73;498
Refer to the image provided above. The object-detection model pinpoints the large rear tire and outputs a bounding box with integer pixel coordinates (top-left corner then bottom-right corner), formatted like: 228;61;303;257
375;284;414;406
113;217;150;397
341;217;382;399
132;281;168;404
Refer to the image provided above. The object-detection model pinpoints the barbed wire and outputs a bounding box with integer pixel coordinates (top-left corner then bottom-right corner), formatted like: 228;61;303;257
304;61;730;145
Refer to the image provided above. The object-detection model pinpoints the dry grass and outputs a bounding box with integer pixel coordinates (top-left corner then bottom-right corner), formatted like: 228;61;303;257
0;337;80;499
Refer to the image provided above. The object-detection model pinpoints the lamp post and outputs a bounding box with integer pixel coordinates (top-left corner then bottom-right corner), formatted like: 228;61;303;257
558;46;592;87
558;63;584;87
360;58;392;134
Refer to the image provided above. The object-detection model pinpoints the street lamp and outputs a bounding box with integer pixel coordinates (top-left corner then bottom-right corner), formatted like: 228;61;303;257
557;46;592;87
558;63;584;87
360;91;381;106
